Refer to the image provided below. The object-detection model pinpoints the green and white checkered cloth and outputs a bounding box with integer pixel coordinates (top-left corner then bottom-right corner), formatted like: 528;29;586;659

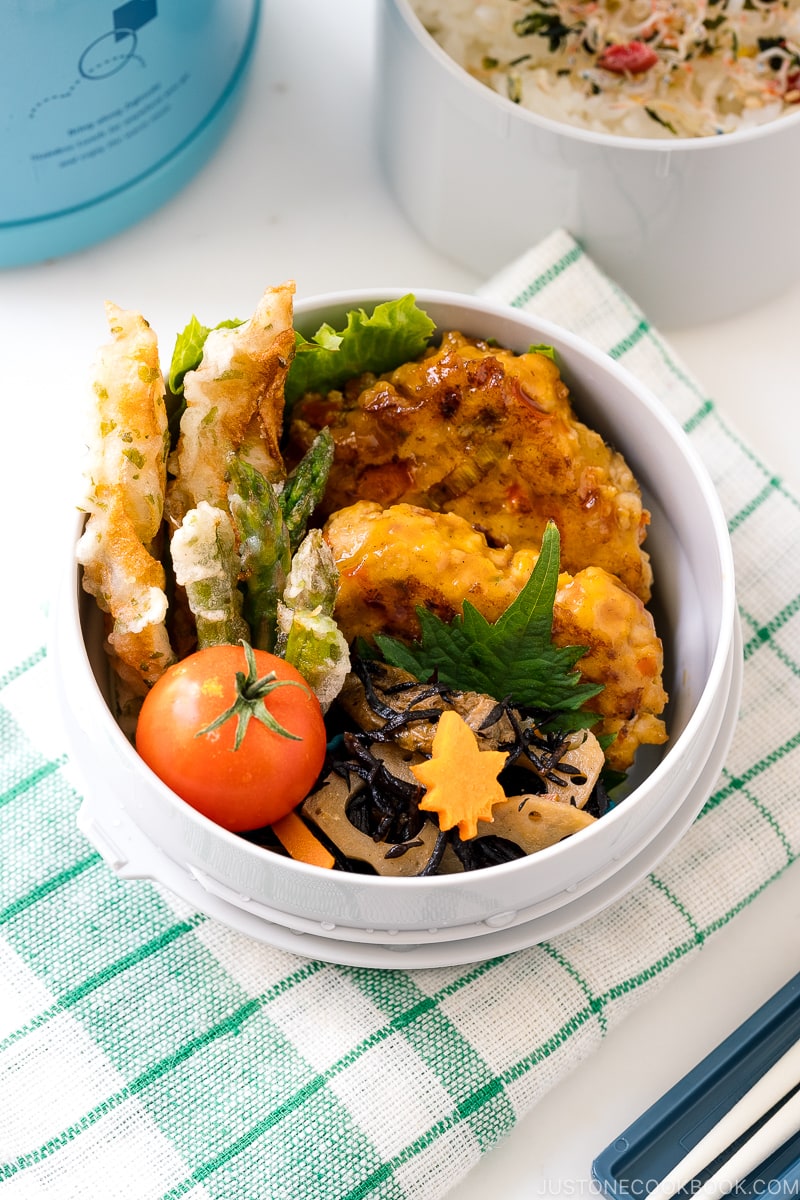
2;228;799;1200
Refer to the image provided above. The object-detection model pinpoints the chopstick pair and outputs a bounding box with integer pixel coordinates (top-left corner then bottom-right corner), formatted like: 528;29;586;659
648;1035;800;1198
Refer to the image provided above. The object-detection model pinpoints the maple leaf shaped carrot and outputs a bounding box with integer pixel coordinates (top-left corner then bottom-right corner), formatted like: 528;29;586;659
410;710;509;840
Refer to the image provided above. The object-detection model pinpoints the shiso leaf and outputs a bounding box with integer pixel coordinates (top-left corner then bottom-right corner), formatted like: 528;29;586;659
284;295;436;406
375;522;603;718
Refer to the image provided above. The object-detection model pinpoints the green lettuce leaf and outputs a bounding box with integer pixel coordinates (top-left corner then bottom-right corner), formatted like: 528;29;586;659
285;295;436;406
374;522;603;718
168;316;244;396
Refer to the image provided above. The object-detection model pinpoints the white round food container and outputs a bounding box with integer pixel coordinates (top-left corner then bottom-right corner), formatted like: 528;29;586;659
375;0;800;328
53;289;740;968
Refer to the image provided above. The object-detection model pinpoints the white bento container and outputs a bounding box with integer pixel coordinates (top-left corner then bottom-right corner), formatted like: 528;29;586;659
53;289;739;969
375;0;800;328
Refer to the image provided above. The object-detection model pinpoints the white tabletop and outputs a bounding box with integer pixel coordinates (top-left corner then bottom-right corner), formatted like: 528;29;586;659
1;2;799;1195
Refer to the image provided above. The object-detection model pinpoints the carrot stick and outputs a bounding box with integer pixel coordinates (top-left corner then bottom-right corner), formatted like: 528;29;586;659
271;810;335;869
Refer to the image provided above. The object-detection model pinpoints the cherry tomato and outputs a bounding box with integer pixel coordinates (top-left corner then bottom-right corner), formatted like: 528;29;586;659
597;42;659;74
135;643;327;832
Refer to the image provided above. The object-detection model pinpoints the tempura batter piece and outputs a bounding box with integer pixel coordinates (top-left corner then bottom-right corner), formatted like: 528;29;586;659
324;501;667;771
78;302;175;694
81;302;170;548
170;502;249;649
287;330;652;601
77;492;175;693
166;281;296;526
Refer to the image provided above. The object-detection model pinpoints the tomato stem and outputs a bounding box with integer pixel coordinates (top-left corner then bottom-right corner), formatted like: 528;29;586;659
195;642;309;750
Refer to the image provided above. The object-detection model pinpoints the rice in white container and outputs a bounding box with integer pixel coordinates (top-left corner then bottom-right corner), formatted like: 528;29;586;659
410;0;800;138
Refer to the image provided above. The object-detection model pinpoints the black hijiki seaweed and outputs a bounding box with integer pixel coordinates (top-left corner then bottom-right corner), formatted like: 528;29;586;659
336;731;427;846
238;654;619;876
313;658;615;875
449;828;527;870
348;655;455;740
